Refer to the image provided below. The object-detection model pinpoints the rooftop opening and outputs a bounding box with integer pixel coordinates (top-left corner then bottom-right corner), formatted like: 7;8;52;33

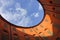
0;0;44;27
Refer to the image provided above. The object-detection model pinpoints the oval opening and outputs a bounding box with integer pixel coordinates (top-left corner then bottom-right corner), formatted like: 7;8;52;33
0;0;44;27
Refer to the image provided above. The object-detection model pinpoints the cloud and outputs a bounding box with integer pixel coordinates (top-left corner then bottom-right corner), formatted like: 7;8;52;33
0;0;32;27
17;16;32;27
0;0;14;6
31;3;43;18
34;13;39;17
31;12;39;18
0;0;43;27
39;3;43;10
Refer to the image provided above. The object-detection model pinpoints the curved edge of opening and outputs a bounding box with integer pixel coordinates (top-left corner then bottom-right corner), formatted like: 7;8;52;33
0;0;46;28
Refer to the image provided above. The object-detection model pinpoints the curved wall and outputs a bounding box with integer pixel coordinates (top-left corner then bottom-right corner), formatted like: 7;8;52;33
0;0;60;40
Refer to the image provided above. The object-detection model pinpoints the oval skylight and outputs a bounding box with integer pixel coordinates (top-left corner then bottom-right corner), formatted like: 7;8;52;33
0;0;44;27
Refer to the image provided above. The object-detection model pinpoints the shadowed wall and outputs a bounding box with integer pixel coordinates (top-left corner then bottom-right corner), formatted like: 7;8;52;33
0;0;60;40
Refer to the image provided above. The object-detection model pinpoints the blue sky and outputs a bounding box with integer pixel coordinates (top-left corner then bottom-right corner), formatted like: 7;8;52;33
0;0;44;27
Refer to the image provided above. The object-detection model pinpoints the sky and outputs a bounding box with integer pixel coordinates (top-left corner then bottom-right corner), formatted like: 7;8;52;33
0;0;44;27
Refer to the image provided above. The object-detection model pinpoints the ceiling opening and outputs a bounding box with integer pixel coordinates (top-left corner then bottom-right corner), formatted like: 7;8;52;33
0;0;44;27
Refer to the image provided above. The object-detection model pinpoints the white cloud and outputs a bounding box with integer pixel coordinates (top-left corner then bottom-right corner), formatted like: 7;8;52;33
39;3;43;10
17;16;31;27
0;1;32;27
15;3;27;16
31;12;39;18
34;13;39;17
0;0;14;13
0;0;14;7
31;3;42;18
